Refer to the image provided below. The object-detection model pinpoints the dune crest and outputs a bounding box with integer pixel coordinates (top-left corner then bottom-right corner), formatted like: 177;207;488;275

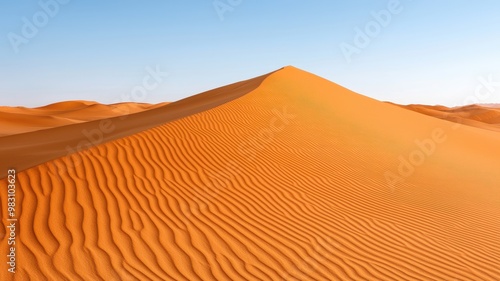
1;66;500;280
0;70;273;178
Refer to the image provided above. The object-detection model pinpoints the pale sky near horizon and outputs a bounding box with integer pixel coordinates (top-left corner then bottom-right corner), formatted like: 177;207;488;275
1;0;499;107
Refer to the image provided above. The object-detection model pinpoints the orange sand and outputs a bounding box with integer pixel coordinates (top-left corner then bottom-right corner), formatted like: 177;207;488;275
1;66;499;280
0;101;170;136
389;103;500;132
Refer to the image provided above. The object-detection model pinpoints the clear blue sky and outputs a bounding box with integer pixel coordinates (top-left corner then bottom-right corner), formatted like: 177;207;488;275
1;0;499;107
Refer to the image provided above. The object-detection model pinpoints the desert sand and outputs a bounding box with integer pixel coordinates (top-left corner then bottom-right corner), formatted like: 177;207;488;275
1;66;499;280
391;103;500;132
0;101;171;137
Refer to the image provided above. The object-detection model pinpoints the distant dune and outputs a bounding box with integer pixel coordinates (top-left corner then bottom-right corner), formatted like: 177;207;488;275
0;101;170;136
1;66;499;280
388;103;500;132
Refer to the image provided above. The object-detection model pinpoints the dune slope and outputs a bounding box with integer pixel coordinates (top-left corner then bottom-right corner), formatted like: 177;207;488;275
0;71;272;179
1;66;500;280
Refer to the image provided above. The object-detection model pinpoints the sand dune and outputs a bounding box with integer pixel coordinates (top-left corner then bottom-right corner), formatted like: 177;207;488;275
389;103;500;132
0;71;272;179
0;101;170;136
1;66;500;280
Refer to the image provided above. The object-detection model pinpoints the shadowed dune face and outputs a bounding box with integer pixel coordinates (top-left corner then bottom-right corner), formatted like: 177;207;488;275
0;71;273;179
1;67;500;280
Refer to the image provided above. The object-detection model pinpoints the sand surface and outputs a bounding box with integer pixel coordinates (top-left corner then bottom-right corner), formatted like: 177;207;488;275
1;66;499;280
